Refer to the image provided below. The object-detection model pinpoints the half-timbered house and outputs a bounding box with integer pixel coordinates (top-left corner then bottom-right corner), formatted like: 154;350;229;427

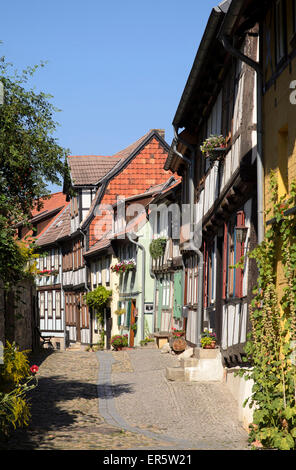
16;192;69;349
78;129;174;347
149;180;183;348
165;0;259;365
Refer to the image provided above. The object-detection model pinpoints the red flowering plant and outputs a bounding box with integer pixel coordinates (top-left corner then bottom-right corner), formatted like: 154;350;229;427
110;334;128;350
111;259;136;275
171;328;185;338
38;269;58;277
30;365;39;375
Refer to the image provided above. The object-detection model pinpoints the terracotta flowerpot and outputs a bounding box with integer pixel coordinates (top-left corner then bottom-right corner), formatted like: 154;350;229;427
172;337;186;352
203;341;216;349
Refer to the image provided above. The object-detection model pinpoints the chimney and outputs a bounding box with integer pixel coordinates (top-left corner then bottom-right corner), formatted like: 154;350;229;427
150;129;165;139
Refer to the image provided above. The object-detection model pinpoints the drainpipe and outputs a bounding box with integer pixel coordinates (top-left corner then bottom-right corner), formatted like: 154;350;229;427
219;33;264;243
173;128;204;347
127;232;145;342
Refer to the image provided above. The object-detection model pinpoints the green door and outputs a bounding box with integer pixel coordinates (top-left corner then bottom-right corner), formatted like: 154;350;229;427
173;271;183;319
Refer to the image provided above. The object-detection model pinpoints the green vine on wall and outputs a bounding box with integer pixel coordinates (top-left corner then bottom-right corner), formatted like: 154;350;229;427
241;171;296;450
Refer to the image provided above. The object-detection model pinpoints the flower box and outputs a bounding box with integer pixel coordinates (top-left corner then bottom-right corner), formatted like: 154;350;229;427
200;135;226;161
111;259;136;274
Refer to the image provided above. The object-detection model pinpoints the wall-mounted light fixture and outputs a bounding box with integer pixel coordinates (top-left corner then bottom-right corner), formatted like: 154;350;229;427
235;226;248;244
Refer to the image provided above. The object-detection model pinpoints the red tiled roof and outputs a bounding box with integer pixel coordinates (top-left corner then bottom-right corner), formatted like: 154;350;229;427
67;155;122;186
31;192;68;217
88;133;174;247
84;235;112;257
37;205;71;247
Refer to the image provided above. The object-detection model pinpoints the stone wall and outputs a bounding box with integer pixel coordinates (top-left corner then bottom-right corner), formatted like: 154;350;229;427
0;279;38;351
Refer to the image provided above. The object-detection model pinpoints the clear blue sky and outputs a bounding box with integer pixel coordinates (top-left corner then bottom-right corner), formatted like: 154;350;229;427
1;0;219;192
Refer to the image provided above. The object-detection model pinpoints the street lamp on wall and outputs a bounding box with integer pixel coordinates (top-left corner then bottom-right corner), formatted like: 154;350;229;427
235;226;248;244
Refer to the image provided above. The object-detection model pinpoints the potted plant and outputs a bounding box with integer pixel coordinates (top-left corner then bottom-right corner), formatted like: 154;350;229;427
110;334;128;351
200;134;226;161
170;328;185;338
114;308;126;316
111;259;136;274
200;329;217;349
170;328;186;352
149;238;167;260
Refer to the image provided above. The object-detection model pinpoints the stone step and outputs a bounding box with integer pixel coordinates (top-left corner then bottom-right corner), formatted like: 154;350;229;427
166;366;185;382
179;357;199;368
165;347;224;383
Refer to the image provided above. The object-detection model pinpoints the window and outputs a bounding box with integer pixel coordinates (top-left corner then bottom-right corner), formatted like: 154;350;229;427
275;0;286;64
40;292;45;318
105;257;110;284
92;262;97;287
54;251;59;270
223;211;245;299
185;256;198;306
48;291;53;319
97;260;102;284
56;291;61;319
204;242;216;308
162;274;171;308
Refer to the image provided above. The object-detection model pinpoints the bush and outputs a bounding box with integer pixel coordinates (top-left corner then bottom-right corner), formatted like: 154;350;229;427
0;342;38;439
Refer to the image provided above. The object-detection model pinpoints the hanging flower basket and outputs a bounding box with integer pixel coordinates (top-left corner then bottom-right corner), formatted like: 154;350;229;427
149;238;167;260
111;259;136;275
200;135;226;161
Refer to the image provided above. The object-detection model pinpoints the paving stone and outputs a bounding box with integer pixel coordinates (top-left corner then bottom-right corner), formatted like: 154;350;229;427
0;347;250;450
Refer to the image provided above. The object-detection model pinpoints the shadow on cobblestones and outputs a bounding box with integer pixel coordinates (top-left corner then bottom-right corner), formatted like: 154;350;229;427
0;350;134;450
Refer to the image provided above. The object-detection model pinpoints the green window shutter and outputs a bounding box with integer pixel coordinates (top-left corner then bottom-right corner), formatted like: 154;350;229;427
126;300;132;328
173;271;183;319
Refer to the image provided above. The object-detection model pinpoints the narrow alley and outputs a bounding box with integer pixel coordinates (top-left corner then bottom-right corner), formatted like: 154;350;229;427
1;347;249;451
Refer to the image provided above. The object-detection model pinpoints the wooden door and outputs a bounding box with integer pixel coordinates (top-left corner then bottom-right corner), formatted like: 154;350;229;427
129;300;136;347
75;294;81;342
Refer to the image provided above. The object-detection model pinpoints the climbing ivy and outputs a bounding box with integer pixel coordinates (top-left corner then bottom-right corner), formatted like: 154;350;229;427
241;172;296;450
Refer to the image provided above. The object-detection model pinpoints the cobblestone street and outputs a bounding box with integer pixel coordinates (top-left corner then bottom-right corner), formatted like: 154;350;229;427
1;347;250;450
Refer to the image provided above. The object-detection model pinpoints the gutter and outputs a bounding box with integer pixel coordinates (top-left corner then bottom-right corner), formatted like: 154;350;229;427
173;128;204;348
218;9;264;244
127;232;145;342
